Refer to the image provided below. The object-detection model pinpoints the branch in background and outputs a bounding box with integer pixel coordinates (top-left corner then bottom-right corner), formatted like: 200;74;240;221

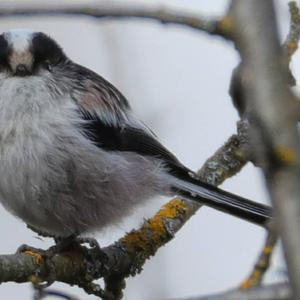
171;282;290;300
283;2;300;72
197;121;248;185
283;1;300;86
229;1;300;119
0;131;249;299
0;1;233;40
234;2;300;290
240;228;278;289
231;0;300;298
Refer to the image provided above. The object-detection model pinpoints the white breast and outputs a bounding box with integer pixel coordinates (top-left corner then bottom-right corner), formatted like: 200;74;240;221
0;76;79;223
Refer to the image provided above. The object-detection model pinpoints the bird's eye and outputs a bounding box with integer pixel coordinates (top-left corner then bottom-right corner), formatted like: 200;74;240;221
43;60;52;72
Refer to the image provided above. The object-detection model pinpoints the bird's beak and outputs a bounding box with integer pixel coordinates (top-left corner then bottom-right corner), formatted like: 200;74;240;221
14;64;32;77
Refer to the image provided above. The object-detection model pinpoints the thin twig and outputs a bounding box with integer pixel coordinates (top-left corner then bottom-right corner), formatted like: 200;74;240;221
240;229;278;289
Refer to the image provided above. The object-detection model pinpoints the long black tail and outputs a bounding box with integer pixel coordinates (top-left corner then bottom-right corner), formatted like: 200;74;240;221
170;166;272;227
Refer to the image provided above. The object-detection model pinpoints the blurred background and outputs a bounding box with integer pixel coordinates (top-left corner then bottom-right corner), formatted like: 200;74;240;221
0;0;296;299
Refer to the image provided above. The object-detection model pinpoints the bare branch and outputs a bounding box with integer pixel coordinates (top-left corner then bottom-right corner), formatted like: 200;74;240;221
0;1;233;40
231;0;300;298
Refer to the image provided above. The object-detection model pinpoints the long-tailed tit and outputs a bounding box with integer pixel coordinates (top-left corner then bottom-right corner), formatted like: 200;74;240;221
0;29;272;241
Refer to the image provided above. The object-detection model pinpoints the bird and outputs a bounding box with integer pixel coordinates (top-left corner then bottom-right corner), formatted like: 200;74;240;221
0;29;272;246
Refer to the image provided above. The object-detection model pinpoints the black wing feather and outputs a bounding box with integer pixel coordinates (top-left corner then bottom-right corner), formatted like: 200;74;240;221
80;110;184;168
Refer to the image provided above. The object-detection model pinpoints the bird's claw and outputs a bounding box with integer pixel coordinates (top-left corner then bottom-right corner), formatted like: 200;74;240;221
76;237;101;250
75;237;107;277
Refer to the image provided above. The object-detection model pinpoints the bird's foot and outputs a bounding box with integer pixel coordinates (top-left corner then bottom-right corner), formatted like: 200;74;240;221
17;235;106;279
76;236;101;250
50;234;78;255
17;234;77;258
72;236;107;277
53;235;101;253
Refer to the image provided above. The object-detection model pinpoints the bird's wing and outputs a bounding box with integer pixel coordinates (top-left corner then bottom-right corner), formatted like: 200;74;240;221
68;63;272;227
79;109;181;165
70;64;183;167
69;64;130;127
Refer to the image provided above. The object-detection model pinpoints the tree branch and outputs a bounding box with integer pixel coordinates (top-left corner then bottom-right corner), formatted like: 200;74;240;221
231;0;300;298
240;228;278;289
234;2;300;290
283;1;300;67
283;1;300;86
0;1;233;40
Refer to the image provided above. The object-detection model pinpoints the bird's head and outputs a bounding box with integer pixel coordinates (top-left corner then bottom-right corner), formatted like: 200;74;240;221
0;29;68;77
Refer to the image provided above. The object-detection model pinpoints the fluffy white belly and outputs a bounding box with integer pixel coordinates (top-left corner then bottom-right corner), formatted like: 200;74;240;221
0;76;169;237
0;76;82;235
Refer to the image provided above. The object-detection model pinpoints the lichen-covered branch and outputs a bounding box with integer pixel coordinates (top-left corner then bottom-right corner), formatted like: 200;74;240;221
240;228;278;289
283;2;300;67
283;1;300;86
0;130;249;299
0;1;233;40
231;0;300;298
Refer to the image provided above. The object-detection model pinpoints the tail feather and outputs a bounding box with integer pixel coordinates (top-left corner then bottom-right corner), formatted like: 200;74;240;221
169;166;272;227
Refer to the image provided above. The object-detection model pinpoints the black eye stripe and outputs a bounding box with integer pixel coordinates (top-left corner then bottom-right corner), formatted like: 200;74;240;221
31;32;67;67
0;35;10;68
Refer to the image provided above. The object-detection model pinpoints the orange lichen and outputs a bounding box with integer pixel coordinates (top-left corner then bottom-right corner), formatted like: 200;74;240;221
240;280;252;289
275;146;297;164
240;270;262;289
121;198;188;255
218;16;234;34
263;246;274;255
24;250;44;265
28;275;43;284
240;243;275;290
287;41;298;56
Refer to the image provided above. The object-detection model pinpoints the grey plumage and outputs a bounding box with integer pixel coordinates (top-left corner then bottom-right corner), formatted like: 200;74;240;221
0;29;272;238
0;50;170;236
